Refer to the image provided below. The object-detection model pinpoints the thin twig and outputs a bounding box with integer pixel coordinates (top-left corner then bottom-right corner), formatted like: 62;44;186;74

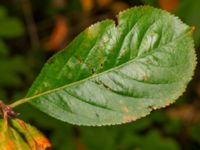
19;0;40;49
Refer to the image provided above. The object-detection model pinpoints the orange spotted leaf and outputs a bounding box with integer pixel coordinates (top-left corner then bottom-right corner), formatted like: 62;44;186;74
11;119;51;150
0;118;30;150
0;118;51;150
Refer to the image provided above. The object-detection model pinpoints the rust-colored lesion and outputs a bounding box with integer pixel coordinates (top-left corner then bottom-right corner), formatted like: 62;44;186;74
148;105;157;110
143;75;150;81
122;106;129;113
165;99;172;107
123;115;137;123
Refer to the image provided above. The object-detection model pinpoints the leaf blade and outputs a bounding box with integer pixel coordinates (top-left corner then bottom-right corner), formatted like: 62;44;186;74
25;6;196;126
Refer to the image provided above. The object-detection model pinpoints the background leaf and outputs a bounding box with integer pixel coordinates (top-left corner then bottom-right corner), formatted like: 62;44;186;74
176;0;200;47
0;17;24;38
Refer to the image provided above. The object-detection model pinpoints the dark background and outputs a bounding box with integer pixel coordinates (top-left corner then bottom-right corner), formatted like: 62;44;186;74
0;0;200;149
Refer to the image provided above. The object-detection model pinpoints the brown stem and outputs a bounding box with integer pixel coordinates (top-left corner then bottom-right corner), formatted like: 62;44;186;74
0;101;19;119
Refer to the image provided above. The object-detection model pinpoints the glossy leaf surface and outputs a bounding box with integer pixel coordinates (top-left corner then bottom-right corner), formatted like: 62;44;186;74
26;6;196;126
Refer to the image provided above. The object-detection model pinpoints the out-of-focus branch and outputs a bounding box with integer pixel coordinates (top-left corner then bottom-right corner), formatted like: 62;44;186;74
19;0;40;50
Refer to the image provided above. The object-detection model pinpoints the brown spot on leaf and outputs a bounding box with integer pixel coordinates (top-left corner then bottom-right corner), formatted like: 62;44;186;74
100;63;104;68
78;57;83;64
148;105;157;110
91;68;96;74
16;119;27;130
143;75;149;81
123;106;129;113
166;99;171;106
147;60;153;64
123;115;137;123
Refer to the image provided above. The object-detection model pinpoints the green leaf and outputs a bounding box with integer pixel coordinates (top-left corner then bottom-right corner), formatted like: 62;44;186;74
24;6;196;126
0;18;24;38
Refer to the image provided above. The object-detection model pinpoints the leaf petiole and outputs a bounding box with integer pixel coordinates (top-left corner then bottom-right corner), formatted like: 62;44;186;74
9;98;29;108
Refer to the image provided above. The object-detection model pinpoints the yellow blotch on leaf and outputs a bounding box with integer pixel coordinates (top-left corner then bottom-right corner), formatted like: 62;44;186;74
123;106;129;113
0;118;51;150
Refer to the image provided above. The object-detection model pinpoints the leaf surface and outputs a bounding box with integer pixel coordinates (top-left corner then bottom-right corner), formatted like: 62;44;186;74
0;118;51;150
26;6;196;126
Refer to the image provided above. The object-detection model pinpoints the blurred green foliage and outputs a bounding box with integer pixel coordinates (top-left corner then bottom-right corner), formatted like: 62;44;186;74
0;6;24;38
0;5;32;101
176;0;200;46
0;0;200;150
